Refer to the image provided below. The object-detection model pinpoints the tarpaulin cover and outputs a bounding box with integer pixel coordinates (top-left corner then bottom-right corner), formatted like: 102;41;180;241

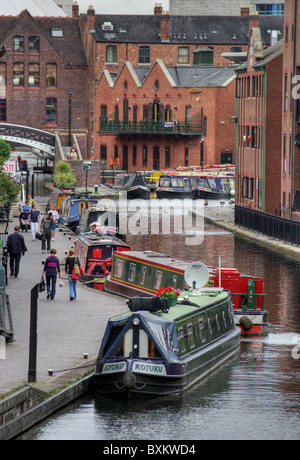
97;310;180;364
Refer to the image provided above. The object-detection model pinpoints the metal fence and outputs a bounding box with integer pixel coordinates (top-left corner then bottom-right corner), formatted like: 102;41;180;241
235;205;300;247
0;290;13;343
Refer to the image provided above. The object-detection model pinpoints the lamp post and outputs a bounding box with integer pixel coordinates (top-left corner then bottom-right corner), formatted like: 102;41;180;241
200;137;205;171
83;161;91;195
68;90;72;147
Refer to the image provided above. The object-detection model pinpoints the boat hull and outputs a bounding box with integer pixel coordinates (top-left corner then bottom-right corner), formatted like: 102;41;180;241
95;327;240;398
156;189;192;199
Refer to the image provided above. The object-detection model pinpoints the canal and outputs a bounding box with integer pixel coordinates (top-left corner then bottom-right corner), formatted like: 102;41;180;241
18;192;300;440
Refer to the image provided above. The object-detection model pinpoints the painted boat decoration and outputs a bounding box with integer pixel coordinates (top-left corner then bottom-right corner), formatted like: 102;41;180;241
112;173;150;199
104;250;268;336
95;262;241;398
74;230;130;290
60;195;98;231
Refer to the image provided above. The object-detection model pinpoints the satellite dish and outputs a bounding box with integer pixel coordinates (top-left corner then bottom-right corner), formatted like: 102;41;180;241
184;262;209;289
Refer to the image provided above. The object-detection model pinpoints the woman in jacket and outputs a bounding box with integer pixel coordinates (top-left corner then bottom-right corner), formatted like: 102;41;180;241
65;248;83;301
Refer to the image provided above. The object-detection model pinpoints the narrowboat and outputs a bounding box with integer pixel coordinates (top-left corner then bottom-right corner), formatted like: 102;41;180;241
104;250;268;335
156;175;193;199
76;206;126;240
60;195;98;231
112;173;150;199
74;230;130;290
192;175;235;199
95;262;241;398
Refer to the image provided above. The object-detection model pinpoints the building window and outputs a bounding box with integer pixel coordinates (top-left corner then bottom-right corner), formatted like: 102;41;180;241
185;148;189;166
178;47;189;64
251;126;257;148
165;147;170;167
106;45;117;63
13;63;24;86
154;79;159;91
256;4;284;15
133;145;137;166
0;63;7;86
139;46;150;64
142;146;147;166
284;73;288;112
0;98;6;122
46;63;57;87
51;28;63;37
28;36;40;53
133;105;138;122
193;47;213;66
46;97;57;122
13;36;24;52
115;105;119;121
123;99;128;121
28;63;40;86
283;134;287;172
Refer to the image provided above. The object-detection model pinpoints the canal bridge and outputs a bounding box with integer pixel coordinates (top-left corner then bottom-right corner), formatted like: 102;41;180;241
0;123;55;156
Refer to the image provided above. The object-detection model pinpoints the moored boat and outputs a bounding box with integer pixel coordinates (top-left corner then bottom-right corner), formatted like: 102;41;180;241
112;173;150;199
95;262;241;398
74;230;130;290
76;206;126;240
104;250;268;335
60;195;98;231
156;175;194;199
192;175;235;199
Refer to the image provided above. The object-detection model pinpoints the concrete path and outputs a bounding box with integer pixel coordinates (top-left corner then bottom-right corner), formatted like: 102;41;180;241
0;209;126;396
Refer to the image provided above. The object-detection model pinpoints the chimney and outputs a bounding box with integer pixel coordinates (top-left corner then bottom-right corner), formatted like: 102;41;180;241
161;17;170;42
249;13;260;33
240;5;250;16
87;5;95;31
72;1;79;18
154;3;163;15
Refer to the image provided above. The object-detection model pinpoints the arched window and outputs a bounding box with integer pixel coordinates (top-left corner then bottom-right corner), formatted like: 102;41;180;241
28;36;40;53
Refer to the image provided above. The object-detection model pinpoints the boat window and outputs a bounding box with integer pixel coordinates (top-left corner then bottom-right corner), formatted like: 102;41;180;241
216;314;220;332
221;179;230;191
172;275;177;288
190;178;197;187
171;178;184;187
178;327;186;353
154;270;163;290
198;318;206;343
141;266;147;285
207;177;217;188
102;324;126;357
160;177;170;187
128;263;136;282
187;323;195;349
198;177;208;187
114;259;124;278
222;310;227;328
183;178;190;189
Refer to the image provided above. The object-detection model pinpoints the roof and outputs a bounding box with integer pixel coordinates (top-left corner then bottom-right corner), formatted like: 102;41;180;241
82;14;283;46
0;0;67;17
236;38;284;71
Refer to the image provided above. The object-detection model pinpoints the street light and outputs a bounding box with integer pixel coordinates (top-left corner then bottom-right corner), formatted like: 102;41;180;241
82;161;91;195
68;91;72;147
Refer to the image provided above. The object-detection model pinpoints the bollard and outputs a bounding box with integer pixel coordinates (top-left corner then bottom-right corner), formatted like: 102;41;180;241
94;185;98;193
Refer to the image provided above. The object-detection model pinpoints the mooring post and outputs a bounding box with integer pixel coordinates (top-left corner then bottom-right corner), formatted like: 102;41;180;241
28;284;39;383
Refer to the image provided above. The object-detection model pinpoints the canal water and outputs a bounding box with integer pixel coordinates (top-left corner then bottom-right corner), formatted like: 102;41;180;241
18;183;300;440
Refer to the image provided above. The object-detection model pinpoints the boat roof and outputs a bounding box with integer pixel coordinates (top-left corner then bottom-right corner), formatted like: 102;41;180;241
77;232;129;247
114;250;191;273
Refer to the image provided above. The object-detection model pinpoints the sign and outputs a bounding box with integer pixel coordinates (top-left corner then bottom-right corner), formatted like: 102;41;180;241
132;362;166;376
164;121;175;128
102;362;126;374
3;160;17;175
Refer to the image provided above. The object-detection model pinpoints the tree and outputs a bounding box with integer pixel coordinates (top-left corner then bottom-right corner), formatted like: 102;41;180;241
53;161;76;189
0;139;20;206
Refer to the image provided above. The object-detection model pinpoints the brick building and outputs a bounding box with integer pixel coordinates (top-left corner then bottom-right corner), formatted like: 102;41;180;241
235;25;283;215
94;59;236;171
78;4;283;160
281;0;300;220
0;9;89;155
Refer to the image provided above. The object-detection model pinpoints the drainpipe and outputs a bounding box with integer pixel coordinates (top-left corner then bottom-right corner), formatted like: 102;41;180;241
261;67;266;213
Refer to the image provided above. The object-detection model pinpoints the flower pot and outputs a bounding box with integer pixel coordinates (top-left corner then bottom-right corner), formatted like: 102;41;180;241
168;297;177;308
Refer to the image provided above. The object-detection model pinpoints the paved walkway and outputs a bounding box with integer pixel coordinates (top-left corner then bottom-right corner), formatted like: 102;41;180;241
0;208;126;396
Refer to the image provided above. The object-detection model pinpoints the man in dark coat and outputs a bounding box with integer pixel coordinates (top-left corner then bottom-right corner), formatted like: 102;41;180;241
6;225;28;277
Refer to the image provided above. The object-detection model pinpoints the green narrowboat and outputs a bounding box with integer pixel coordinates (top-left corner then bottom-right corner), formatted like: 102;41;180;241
95;263;241;398
104;250;268;336
76;206;126;240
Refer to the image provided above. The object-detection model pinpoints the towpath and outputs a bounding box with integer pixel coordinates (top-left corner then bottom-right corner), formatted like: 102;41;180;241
0;204;126;396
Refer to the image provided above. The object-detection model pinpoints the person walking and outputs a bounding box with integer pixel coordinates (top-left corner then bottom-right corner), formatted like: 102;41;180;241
42;248;61;300
6;225;28;277
51;205;59;240
29;203;41;240
40;211;53;253
65;248;83;301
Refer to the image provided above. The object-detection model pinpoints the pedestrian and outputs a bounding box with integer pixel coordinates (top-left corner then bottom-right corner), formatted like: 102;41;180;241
109;155;114;170
6;225;28;277
29;203;41;240
40;211;53;253
51;205;59;240
65;248;83;301
42;248;61;300
115;156;121;170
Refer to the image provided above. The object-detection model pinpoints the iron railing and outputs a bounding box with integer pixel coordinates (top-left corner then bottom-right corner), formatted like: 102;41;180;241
235;205;300;247
100;118;203;135
0;289;13;343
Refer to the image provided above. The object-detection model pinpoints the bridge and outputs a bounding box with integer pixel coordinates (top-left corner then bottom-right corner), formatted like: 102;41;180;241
0;123;55;156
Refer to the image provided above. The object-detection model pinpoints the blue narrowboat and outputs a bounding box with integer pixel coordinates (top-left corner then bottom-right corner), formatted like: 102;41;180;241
60;195;98;231
192;175;235;199
156;175;195;199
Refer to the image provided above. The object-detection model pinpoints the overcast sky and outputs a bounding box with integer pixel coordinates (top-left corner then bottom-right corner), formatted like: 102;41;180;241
76;0;169;15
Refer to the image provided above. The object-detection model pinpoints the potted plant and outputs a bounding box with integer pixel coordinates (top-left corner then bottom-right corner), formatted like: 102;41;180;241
156;286;181;307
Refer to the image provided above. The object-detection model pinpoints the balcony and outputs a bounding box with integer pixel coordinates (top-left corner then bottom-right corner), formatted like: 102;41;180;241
99;118;203;136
